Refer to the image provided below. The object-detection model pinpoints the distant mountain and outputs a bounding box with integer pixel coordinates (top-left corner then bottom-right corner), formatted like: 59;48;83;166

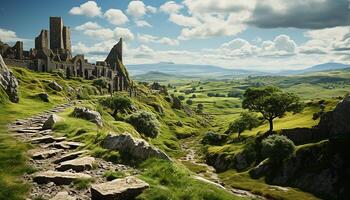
132;71;198;81
127;62;266;78
280;62;350;75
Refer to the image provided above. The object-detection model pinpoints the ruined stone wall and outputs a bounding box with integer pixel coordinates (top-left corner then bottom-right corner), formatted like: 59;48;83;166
35;30;49;49
50;17;64;50
63;26;71;51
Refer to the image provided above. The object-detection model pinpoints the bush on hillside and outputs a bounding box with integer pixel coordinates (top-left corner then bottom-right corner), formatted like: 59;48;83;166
178;95;185;101
186;99;193;105
202;131;227;145
127;111;160;138
100;96;132;116
93;78;109;89
261;135;295;162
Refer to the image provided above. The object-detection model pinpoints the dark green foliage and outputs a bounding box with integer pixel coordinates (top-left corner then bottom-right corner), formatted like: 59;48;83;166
242;86;304;132
226;112;260;137
100;96;132;116
178;95;185;100
186;99;193;105
127;111;160;138
202;131;227;145
261;135;295;162
207;93;215;97
93;78;109;89
191;94;196;98
103;170;125;181
196;103;204;113
227;90;243;98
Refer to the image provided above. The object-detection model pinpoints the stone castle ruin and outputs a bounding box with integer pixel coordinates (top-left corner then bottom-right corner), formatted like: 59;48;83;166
0;17;130;92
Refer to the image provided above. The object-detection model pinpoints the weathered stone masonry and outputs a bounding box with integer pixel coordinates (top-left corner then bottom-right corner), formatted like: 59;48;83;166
0;17;130;92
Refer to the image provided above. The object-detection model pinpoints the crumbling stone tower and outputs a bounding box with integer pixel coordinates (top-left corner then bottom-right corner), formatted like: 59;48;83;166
35;30;49;49
63;26;71;51
49;17;64;50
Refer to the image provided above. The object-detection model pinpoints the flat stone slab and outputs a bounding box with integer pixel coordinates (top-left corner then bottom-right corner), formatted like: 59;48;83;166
50;191;76;200
56;156;95;172
30;149;63;160
54;150;89;164
16;129;39;133
49;141;84;149
30;135;56;144
91;176;149;200
33;170;92;185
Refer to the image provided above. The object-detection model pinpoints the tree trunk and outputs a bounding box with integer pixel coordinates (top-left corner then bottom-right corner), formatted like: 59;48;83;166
268;118;274;132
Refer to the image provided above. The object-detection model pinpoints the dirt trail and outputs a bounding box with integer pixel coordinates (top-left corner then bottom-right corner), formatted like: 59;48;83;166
179;139;267;200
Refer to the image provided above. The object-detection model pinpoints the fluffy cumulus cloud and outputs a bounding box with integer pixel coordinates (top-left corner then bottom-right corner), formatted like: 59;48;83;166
160;1;183;14
138;34;179;46
0;28;24;42
104;9;129;25
126;1;156;18
75;21;101;31
135;20;152;27
69;1;102;17
114;27;134;41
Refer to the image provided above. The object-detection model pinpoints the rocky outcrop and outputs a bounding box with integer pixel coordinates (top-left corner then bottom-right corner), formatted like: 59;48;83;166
42;114;63;130
0;54;19;103
103;133;171;161
37;93;49;102
91;176;149;200
72;107;103;126
30;149;64;160
250;140;350;199
318;95;350;139
48;81;63;91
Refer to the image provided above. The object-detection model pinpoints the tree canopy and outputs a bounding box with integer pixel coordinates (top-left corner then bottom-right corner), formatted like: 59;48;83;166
226;112;260;137
242;86;303;132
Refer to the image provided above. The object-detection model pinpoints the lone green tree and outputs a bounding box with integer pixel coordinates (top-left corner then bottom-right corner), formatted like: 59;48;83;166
242;86;303;132
226;112;260;138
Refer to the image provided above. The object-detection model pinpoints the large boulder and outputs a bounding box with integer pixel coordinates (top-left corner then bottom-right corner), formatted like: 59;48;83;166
103;133;171;161
0;54;19;103
72;107;103;126
91;176;149;200
42;114;63;130
48;81;63;91
56;156;95;172
318;95;350;139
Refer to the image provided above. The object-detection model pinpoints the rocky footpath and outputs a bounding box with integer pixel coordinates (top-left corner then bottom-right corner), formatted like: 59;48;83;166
0;54;19;103
9;103;149;200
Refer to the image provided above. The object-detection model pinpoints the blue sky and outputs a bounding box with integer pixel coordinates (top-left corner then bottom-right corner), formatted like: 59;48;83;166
1;0;349;71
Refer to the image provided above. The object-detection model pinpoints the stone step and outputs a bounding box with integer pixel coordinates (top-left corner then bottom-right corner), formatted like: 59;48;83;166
30;149;64;160
50;191;76;200
53;150;89;164
33;170;92;185
30;136;66;144
48;141;84;149
91;176;149;200
56;156;95;172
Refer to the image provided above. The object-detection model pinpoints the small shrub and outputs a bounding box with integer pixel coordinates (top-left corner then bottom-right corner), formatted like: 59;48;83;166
127;111;160;138
261;135;295;162
73;178;93;190
100;96;132;116
207;93;215;97
186;99;193;105
202;131;227;145
103;170;126;181
93;78;109;89
178;95;185;101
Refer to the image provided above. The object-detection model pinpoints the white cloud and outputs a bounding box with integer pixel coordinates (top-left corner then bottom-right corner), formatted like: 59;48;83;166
146;5;157;14
138;34;179;46
169;14;200;27
83;28;114;39
104;9;129;25
0;28;21;42
160;1;183;14
126;1;147;18
69;1;102;17
114;27;134;41
135;20;152;27
75;21;101;31
183;0;255;14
